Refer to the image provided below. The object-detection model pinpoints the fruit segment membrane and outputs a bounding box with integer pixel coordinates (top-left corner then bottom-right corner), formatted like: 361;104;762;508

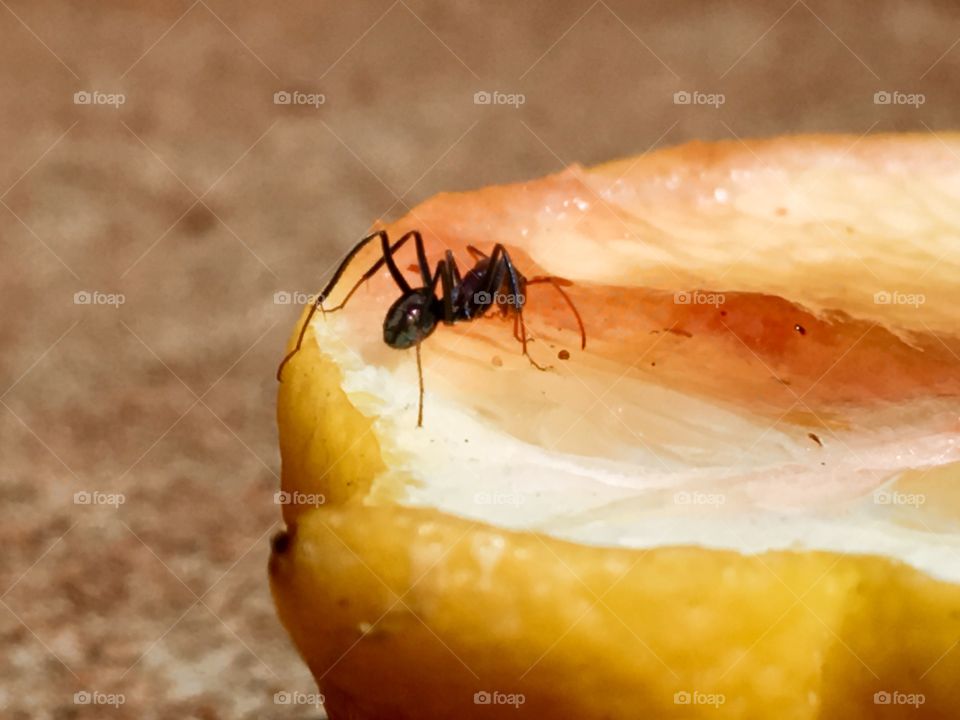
306;135;960;582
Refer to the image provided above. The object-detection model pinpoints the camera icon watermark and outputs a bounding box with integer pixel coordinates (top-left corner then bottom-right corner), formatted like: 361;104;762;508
873;490;925;508
74;290;125;307
674;290;725;307
873;90;925;108
73;90;126;108
673;690;725;707
873;290;925;307
473;690;525;707
473;490;526;507
273;690;325;707
673;90;725;108
273;290;320;305
674;491;725;507
74;691;125;707
473;290;525;306
274;490;326;507
873;690;925;707
74;491;126;508
473;90;526;108
273;90;326;108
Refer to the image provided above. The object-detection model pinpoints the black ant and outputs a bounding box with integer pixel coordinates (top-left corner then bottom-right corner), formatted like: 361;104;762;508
276;230;586;426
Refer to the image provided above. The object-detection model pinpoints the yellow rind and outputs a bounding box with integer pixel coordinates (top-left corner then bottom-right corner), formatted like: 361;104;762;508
276;308;386;524
271;323;960;719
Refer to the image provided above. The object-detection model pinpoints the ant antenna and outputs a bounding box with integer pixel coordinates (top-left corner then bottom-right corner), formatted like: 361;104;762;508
276;297;323;381
527;276;587;350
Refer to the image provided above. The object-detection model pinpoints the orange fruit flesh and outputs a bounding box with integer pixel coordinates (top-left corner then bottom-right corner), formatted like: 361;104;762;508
271;134;960;719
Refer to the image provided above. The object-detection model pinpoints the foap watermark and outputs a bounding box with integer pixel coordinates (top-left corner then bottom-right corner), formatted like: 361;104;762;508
474;90;526;108
674;290;725;307
74;691;125;707
674;491;725;507
473;690;525;708
273;90;326;108
873;90;925;108
74;90;126;108
874;690;925;707
274;290;320;306
674;690;725;708
274;490;325;507
474;290;524;306
673;90;725;108
74;290;125;307
274;691;325;708
873;290;925;308
474;490;526;507
74;491;125;508
873;490;925;508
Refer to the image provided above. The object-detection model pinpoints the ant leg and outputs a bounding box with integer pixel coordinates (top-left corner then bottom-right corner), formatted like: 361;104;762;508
328;230;419;311
411;231;431;287
379;229;413;292
487;244;550;371
415;341;425;427
448;250;464;285
526;276;587;350
425;256;456;325
466;245;487;261
439;253;459;324
476;244;507;316
500;246;550;370
318;230;390;308
516;308;549;370
277;230;389;380
407;238;452;284
407;259;455;428
414;251;462;289
278;230;424;381
328;230;436;312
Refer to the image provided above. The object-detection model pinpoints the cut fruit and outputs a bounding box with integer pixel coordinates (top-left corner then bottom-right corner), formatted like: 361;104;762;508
270;133;960;719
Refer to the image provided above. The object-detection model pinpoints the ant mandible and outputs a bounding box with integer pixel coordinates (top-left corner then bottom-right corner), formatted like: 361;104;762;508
276;230;587;426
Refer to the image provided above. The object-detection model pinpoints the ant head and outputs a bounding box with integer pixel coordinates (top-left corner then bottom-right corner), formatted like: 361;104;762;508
383;290;438;349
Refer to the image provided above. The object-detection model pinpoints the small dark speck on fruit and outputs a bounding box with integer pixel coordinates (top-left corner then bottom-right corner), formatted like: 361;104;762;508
558;349;570;360
808;432;823;447
666;327;693;338
720;310;727;317
650;361;656;367
492;355;503;367
794;324;806;335
271;529;292;555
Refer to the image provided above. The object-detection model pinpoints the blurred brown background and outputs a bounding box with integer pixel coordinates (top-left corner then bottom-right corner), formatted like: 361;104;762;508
1;1;958;717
